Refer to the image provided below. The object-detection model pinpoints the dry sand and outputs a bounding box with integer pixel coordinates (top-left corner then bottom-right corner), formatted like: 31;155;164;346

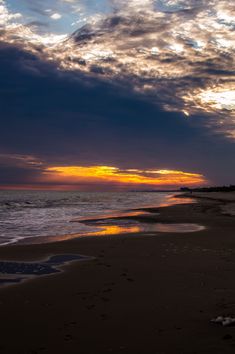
0;193;235;354
188;191;235;216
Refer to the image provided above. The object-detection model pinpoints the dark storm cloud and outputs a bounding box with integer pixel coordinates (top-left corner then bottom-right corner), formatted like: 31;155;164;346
0;42;234;186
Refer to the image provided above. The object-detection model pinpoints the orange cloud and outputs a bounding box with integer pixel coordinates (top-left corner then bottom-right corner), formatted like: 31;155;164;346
43;165;206;187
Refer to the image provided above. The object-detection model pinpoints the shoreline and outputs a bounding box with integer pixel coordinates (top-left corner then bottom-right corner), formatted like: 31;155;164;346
0;192;232;263
0;192;235;353
0;193;202;257
0;191;195;247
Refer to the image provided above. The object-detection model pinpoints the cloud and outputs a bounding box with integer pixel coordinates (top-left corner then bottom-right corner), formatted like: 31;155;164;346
0;153;45;185
0;0;22;28
0;0;234;189
1;0;233;138
50;0;234;138
0;154;206;189
44;165;206;187
0;153;43;168
50;13;62;20
0;41;234;187
0;1;66;46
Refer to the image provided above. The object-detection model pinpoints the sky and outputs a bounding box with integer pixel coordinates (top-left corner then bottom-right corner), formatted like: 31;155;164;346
0;0;234;190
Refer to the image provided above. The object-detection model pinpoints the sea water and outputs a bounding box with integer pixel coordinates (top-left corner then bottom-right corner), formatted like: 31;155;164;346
0;191;192;245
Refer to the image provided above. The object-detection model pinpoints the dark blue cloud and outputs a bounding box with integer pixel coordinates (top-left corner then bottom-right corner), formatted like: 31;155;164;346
0;42;234;185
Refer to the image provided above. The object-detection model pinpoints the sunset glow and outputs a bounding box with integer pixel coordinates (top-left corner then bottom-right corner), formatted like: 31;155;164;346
44;165;206;187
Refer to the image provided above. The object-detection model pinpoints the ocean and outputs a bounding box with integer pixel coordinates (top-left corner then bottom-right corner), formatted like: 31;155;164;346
0;191;191;245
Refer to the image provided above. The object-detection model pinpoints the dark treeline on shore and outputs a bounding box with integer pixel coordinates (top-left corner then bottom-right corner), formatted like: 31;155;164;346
180;185;235;193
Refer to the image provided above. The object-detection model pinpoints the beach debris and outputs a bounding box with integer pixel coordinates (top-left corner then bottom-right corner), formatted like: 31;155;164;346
211;316;235;327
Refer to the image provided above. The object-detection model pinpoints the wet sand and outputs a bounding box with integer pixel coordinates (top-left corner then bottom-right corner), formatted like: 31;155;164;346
0;193;235;353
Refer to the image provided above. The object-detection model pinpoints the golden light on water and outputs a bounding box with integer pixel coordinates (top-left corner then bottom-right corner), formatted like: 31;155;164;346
44;165;206;186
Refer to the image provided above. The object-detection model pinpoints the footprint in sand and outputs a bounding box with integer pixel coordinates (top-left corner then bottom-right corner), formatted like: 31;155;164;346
86;304;95;309
103;288;112;293
127;278;134;282
64;334;73;341
101;297;110;302
101;313;108;320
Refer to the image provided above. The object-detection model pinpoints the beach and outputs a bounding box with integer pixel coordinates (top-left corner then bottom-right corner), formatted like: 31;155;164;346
0;192;235;354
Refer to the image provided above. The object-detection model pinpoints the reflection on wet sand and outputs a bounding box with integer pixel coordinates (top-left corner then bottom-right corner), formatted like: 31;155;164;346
72;195;201;237
63;195;202;239
79;221;205;237
19;195;202;245
73;194;195;223
84;224;142;236
160;195;195;207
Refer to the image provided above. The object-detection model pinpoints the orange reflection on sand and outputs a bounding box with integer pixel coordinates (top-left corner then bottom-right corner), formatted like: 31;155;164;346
84;224;141;237
68;220;204;239
160;195;196;207
80;221;205;237
28;224;142;244
43;165;206;186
